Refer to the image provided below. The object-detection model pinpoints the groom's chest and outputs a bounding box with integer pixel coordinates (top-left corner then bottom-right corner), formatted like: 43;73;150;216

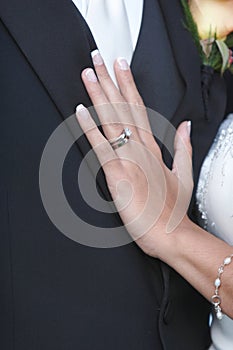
1;0;187;117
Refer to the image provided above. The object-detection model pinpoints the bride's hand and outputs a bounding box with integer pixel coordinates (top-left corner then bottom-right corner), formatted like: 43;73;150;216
76;50;193;258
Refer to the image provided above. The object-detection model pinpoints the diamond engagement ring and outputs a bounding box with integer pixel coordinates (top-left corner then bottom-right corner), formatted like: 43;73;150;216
109;128;132;150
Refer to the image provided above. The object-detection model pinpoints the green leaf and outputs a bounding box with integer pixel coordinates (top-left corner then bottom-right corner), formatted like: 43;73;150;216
225;32;233;48
216;40;230;75
208;42;218;69
180;0;203;58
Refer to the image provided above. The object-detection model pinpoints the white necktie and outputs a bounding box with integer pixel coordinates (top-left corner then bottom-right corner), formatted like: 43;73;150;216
84;0;134;84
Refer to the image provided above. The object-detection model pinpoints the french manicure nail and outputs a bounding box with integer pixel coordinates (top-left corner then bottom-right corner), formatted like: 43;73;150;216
85;68;97;82
91;49;104;66
76;104;89;120
117;57;129;70
187;121;192;136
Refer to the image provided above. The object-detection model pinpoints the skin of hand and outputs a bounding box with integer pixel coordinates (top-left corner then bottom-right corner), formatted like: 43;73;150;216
76;51;193;256
76;50;233;318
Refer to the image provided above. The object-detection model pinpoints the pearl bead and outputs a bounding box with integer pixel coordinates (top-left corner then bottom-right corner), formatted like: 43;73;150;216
215;278;221;287
217;311;223;320
224;257;232;265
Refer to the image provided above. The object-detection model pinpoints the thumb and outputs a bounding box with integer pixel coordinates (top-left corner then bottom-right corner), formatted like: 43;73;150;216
165;121;193;233
172;121;193;190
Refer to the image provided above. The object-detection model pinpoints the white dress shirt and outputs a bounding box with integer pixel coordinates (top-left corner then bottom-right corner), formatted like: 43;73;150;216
72;0;144;82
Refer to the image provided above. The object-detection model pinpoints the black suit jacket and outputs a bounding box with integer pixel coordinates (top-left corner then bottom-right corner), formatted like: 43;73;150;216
0;1;228;349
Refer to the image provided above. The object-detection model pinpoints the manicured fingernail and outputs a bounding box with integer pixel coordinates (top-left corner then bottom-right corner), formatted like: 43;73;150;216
91;49;104;66
117;57;129;70
187;121;192;136
85;68;97;82
76;104;89;120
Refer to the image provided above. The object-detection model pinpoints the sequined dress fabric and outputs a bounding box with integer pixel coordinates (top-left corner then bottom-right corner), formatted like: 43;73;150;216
196;114;233;350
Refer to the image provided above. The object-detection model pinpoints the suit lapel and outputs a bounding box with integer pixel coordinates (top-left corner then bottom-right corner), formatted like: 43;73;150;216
0;0;96;117
156;0;206;331
158;0;204;120
0;0;116;200
131;0;184;125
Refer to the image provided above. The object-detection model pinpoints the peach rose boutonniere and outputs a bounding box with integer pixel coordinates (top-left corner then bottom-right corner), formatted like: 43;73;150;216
181;0;233;118
182;0;233;74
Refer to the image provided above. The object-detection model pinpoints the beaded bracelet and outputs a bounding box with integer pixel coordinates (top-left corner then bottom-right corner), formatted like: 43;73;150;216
211;254;233;320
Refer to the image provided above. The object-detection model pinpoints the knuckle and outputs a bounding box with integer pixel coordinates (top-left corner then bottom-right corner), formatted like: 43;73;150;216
117;102;130;114
98;68;110;81
119;75;133;91
122;72;133;84
186;142;193;154
97;142;112;159
130;99;145;109
90;87;103;99
135;98;145;108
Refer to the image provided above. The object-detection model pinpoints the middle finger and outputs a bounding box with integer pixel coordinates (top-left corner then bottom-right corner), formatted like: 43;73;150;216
81;55;140;142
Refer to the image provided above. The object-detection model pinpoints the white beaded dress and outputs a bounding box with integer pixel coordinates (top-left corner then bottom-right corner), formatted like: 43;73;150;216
196;114;233;350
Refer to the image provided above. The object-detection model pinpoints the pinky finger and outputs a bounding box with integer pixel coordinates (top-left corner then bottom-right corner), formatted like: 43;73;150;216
76;104;117;166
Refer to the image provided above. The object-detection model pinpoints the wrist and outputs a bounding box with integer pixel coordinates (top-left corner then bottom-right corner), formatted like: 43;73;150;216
155;215;193;264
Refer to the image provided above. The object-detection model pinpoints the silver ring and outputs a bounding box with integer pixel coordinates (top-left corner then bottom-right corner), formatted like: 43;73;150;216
109;128;132;150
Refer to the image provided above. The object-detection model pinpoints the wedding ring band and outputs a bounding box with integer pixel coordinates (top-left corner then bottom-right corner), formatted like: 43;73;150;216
109;128;132;150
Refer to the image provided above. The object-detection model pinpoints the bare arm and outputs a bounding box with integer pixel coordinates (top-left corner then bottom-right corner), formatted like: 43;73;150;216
155;218;233;319
76;50;233;319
